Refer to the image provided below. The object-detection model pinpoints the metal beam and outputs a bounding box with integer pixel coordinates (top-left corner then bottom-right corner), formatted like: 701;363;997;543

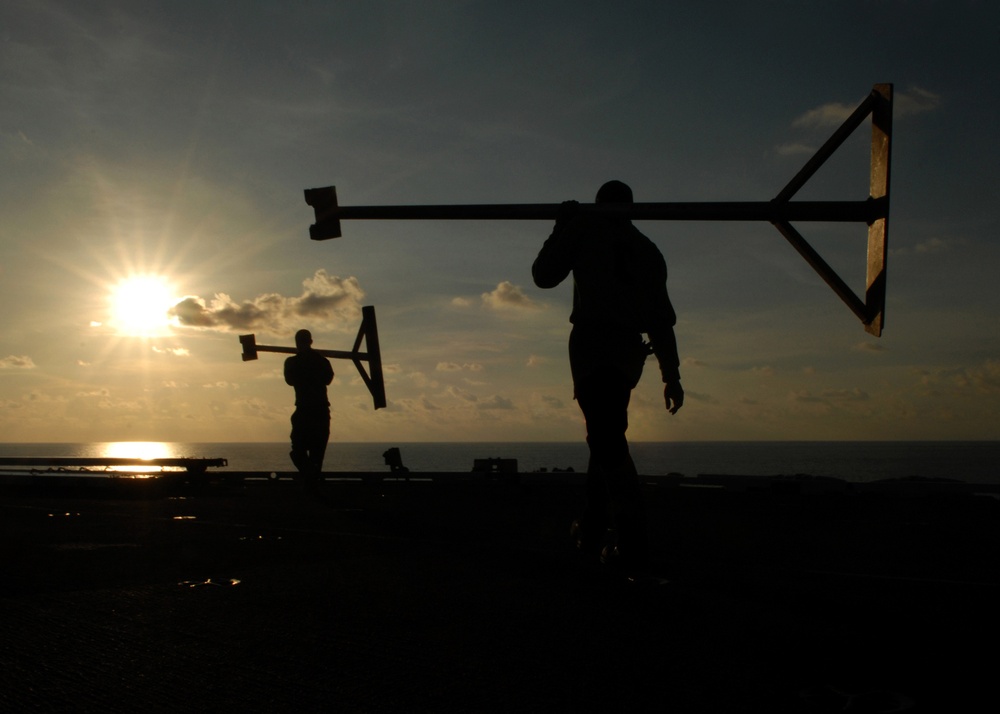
303;193;883;240
305;84;893;335
239;306;387;409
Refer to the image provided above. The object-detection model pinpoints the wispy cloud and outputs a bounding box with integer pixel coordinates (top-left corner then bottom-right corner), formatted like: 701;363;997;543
792;102;856;130
792;86;941;130
775;142;816;156
152;346;191;357
0;355;35;369
540;394;565;409
481;281;540;311
959;359;1000;394
895;86;941;117
170;270;364;336
915;237;949;254
477;394;514;410
436;362;484;372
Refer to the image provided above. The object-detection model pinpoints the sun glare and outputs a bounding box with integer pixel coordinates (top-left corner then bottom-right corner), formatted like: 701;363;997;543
102;441;176;474
104;441;174;460
109;275;175;336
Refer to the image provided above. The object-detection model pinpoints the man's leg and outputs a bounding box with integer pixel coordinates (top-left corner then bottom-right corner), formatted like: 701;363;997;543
575;374;628;559
576;373;648;572
574;452;611;562
608;451;649;572
307;417;330;473
289;411;310;472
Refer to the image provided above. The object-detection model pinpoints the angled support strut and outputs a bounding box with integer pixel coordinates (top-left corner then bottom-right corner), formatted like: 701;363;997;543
305;84;892;336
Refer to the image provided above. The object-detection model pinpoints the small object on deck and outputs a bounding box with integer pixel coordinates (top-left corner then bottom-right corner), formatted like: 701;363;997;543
472;458;519;483
382;447;409;473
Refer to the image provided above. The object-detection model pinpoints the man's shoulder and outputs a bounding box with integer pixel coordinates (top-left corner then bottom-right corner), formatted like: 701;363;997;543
285;352;327;367
306;351;333;369
625;222;655;243
632;227;665;258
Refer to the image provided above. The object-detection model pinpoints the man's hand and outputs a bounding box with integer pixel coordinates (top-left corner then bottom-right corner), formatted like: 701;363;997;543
664;381;684;414
555;200;579;227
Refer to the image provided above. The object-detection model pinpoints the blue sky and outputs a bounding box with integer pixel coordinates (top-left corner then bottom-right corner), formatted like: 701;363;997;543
1;0;998;443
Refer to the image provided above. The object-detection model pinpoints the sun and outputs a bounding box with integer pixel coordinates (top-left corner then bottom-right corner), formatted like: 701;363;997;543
109;275;176;336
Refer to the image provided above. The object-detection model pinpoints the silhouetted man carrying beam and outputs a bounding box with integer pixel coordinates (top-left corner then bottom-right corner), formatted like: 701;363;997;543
533;180;684;577
284;329;334;477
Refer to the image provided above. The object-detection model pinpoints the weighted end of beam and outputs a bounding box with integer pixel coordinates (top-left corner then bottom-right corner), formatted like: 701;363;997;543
239;334;258;361
305;186;342;240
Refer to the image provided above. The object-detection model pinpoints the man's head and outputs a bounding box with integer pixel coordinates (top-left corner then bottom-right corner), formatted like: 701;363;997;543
294;329;313;351
595;180;633;204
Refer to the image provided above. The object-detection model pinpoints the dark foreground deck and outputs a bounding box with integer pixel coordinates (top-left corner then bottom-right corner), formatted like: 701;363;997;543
2;474;998;712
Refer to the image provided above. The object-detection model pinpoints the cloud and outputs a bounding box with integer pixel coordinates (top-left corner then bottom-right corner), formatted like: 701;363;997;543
959;359;1000;394
914;360;1000;396
236;397;276;419
170;270;364;336
895;86;941;118
436;362;484;372
477;395;514;410
792;86;940;130
915;237;949;254
2;129;36;161
152;346;190;357
790;390;826;404
821;388;870;402
202;381;239;390
541;394;565;409
892;236;958;257
789;388;870;406
0;355;35;369
792;102;855;130
481;281;539;311
775;142;815;156
420;397;441;411
446;385;478;403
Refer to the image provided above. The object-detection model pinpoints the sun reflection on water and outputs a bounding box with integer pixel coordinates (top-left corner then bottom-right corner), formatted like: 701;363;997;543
100;441;179;473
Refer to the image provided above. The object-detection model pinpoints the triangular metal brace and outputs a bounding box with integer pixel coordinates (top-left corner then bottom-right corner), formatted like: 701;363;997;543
771;84;892;336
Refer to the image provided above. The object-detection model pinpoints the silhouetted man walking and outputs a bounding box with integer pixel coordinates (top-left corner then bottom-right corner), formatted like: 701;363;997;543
533;180;683;576
284;329;334;476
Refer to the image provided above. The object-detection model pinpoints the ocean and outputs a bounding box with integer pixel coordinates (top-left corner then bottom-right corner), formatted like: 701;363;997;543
1;441;998;484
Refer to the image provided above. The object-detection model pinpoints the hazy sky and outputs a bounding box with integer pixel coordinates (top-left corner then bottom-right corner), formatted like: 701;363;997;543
1;1;998;444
